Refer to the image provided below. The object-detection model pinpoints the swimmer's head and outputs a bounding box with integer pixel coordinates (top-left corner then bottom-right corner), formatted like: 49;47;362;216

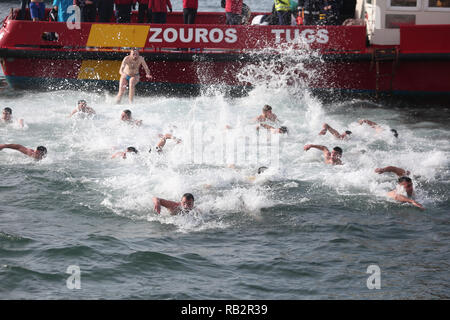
78;99;87;106
279;126;288;134
398;176;413;196
130;48;139;59
262;104;273;116
121;109;132;121
36;146;47;159
126;147;138;154
391;129;398;138
332;146;343;159
2;107;12;121
257;166;268;174
181;193;195;211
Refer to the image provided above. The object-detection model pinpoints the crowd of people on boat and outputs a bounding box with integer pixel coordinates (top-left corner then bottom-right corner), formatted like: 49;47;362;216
17;1;358;27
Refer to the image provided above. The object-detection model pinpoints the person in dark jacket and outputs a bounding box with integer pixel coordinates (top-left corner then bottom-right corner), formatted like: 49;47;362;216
137;0;152;23
149;0;172;24
74;0;97;22
115;0;135;23
183;0;198;24
339;0;356;24
322;0;342;25
19;0;30;20
97;0;114;22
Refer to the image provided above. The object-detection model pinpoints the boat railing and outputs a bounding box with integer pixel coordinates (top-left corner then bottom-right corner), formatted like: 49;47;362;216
1;9;368;56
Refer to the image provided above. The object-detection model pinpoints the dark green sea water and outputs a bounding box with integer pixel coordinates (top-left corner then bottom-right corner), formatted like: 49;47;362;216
1;1;450;300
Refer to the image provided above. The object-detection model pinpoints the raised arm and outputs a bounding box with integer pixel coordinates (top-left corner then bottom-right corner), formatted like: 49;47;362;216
152;197;179;214
18;118;24;128
375;166;410;177
358;119;378;128
324;124;343;139
0;144;34;157
303;144;330;157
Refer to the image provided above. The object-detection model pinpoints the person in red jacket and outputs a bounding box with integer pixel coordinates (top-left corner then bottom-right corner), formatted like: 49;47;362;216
149;0;172;24
137;0;151;23
183;0;198;24
115;0;135;23
224;0;243;25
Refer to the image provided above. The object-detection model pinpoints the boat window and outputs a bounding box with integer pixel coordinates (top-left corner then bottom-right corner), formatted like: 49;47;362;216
385;14;416;28
390;0;417;6
428;0;450;7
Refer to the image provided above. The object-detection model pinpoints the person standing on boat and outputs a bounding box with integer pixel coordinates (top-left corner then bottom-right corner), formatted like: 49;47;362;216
115;0;135;23
298;0;323;25
137;0;152;23
97;0;114;22
74;0;98;22
52;0;73;22
149;0;172;24
322;0;342;25
30;0;45;21
274;0;291;25
183;0;198;24
223;0;243;25
19;0;30;20
116;49;152;104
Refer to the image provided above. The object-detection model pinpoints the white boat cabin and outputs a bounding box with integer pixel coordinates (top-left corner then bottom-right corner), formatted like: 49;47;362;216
354;0;450;45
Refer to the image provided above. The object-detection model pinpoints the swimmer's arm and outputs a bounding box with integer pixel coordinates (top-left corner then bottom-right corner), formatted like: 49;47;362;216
358;119;378;128
0;144;34;157
69;107;79;117
140;57;152;79
18;119;24;128
324;124;342;139
111;151;126;159
87;107;96;115
303;144;330;157
375;166;410;177
119;57;128;76
153;197;179;214
389;192;425;210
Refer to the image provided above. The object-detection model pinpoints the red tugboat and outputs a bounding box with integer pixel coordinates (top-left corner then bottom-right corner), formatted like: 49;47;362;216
0;0;449;97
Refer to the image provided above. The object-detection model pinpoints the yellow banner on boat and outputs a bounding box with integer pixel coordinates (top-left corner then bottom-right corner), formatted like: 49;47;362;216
78;60;121;80
87;24;149;48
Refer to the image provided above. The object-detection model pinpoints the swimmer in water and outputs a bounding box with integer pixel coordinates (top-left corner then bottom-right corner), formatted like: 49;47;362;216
152;193;195;215
0;144;47;160
303;144;343;165
121;109;142;126
257;123;288;134
111;146;138;159
375;166;424;209
69;100;96;118
254;104;280;124
154;133;182;153
2;107;24;127
116;48;152;104
319;123;351;140
358;119;398;138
